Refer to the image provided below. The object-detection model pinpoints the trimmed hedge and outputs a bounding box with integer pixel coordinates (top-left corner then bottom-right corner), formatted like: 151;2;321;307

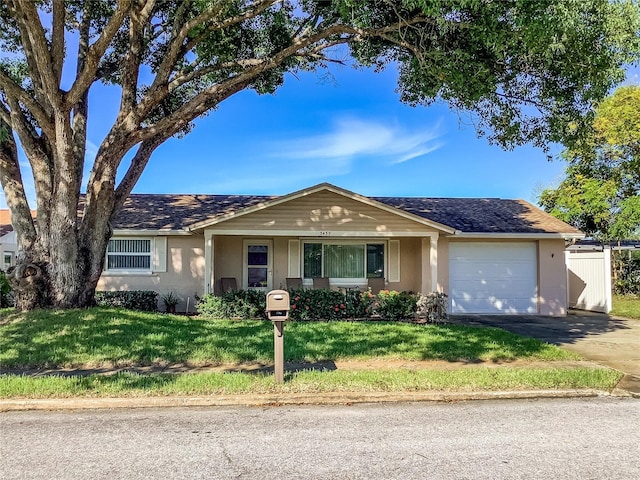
196;288;448;322
288;288;373;321
95;290;158;312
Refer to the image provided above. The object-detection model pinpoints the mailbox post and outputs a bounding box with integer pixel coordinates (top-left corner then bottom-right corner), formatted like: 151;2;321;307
265;290;290;384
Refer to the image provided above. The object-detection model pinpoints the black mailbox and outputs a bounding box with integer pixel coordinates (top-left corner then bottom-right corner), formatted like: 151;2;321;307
266;290;290;320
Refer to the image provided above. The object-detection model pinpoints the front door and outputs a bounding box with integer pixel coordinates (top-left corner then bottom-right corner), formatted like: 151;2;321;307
243;240;273;291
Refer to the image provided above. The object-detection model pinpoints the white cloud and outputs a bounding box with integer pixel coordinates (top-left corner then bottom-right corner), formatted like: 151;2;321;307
272;117;444;165
189;116;445;194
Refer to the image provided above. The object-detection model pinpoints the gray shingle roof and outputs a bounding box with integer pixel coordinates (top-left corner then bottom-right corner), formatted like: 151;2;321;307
111;192;581;235
111;194;275;230
373;197;582;234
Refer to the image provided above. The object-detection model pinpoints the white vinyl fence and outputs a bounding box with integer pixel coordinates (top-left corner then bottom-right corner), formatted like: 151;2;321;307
565;248;612;313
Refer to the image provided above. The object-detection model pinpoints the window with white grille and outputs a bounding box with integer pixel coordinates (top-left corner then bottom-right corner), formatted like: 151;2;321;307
106;239;151;271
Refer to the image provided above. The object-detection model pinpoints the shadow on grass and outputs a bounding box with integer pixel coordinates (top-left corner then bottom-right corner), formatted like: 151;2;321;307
284;321;565;362
0;309;274;368
0;308;571;370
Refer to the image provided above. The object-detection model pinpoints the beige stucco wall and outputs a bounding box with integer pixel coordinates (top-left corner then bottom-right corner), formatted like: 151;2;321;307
393;237;421;292
273;237;290;289
98;235;205;313
537;239;568;315
98;232;569;316
212;235;243;292
437;236;450;294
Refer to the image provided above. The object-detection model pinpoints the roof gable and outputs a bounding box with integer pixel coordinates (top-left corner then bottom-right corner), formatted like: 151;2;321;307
188;183;455;233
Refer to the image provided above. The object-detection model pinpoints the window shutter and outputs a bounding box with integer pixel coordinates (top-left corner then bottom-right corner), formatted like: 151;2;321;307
288;240;300;277
153;237;167;272
388;240;400;282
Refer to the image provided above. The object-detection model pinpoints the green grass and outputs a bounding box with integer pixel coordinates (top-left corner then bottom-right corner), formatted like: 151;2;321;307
611;295;640;320
0;308;580;369
0;367;622;399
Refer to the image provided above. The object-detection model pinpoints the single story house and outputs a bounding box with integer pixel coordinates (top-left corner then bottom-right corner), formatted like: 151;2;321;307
96;183;583;315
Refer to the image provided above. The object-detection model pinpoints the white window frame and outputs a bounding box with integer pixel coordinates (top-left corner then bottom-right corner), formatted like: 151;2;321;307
301;240;387;287
105;237;153;273
242;239;273;291
2;251;14;270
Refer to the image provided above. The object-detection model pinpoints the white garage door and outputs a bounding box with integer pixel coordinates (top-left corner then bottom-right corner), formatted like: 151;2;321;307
449;242;538;314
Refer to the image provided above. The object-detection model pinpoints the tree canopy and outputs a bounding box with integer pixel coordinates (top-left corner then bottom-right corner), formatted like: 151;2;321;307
1;0;639;309
539;85;640;241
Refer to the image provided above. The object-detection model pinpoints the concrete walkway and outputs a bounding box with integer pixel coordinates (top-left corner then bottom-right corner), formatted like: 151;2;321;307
449;311;640;396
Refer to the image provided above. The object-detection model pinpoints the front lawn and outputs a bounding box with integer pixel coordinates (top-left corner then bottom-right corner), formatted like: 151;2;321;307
611;295;640;320
2;308;620;400
0;308;580;369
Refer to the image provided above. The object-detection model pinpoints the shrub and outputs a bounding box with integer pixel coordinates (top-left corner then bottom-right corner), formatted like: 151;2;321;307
95;290;158;312
613;251;640;295
0;269;12;308
375;290;417;320
416;292;448;323
196;290;266;319
288;288;349;321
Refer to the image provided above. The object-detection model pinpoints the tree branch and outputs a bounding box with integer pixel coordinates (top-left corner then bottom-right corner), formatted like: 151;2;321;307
0;70;54;139
13;0;63;110
66;0;133;108
6;97;54;239
119;0;156;117
0;116;37;250
51;0;65;84
140;0;280;118
113;135;164;211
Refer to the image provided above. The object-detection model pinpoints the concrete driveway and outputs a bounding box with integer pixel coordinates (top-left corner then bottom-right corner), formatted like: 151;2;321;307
450;311;640;395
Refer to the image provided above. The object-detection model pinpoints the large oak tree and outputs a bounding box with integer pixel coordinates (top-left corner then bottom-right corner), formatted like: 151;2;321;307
1;0;639;310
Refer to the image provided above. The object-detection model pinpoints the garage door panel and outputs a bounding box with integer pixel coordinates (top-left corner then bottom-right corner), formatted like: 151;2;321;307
449;243;538;314
451;281;536;298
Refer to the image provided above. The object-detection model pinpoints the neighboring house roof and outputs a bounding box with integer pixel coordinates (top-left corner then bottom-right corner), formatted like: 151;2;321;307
567;239;640;251
0;209;37;238
111;183;582;237
0;210;12;237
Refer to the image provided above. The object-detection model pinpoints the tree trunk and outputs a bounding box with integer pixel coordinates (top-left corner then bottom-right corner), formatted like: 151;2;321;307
7;231;108;310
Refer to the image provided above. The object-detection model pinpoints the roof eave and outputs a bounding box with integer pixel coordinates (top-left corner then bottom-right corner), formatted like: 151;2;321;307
452;232;585;240
112;228;193;236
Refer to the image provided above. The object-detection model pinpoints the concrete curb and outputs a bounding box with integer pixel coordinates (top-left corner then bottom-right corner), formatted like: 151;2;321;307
0;389;615;412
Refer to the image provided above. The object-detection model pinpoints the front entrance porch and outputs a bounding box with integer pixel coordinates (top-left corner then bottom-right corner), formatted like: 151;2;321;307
203;234;440;296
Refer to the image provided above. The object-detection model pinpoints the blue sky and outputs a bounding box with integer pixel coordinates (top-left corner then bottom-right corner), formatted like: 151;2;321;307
3;59;639;209
132;62;566;202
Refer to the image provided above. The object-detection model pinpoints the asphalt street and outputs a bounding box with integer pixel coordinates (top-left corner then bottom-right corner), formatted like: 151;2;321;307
1;397;638;480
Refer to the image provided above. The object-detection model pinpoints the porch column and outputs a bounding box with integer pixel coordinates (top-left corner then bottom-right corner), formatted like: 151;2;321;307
204;231;214;294
421;238;429;294
421;234;439;294
430;233;439;292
